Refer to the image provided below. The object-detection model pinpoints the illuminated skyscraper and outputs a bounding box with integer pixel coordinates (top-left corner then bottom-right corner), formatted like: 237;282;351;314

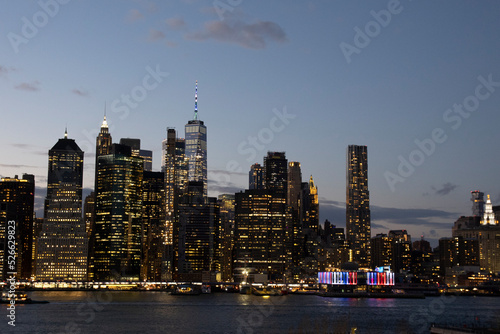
185;81;207;196
249;163;264;190
481;194;498;225
37;183;88;281
92;144;143;281
162;128;188;279
0;174;34;280
37;131;87;281
346;145;371;267
234;189;290;281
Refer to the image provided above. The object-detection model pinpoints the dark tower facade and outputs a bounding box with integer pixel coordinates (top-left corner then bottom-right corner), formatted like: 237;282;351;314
249;163;264;190
264;152;288;199
346;145;371;268
0;174;35;280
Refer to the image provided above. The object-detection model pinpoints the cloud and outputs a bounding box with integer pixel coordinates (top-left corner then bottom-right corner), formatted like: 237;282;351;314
126;9;143;22
432;182;458;196
0;65;16;77
0;163;39;169
72;89;89;97
207;176;245;195
319;197;457;232
15;81;40;91
186;19;287;49
166;40;178;48
166;17;186;30
148;29;165;41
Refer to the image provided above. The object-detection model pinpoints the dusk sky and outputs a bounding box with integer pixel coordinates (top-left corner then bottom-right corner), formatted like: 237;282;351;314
1;0;500;246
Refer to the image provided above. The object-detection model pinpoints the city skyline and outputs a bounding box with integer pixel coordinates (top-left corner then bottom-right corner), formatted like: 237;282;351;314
2;1;500;246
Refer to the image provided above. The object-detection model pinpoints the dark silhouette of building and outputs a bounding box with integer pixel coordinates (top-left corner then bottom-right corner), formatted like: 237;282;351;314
0;174;34;280
264;152;288;199
141;171;165;281
249;163;264;190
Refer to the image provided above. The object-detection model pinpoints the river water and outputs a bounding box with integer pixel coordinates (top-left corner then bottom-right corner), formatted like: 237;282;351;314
1;291;499;333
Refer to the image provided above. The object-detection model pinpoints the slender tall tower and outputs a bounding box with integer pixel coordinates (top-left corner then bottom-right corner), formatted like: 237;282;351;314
287;162;302;211
185;81;207;196
346;145;371;268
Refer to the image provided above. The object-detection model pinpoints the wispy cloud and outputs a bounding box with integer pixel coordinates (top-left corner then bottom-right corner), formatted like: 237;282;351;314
0;65;16;77
166;17;186;30
0;163;40;169
72;88;89;97
207;177;244;195
186;19;287;49
15;80;40;91
126;9;143;22
148;29;165;41
432;182;458;196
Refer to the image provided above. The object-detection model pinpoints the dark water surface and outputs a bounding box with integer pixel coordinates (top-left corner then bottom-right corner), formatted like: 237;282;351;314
1;291;499;333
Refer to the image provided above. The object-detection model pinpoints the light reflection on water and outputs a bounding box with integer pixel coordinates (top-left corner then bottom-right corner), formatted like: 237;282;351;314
0;291;498;334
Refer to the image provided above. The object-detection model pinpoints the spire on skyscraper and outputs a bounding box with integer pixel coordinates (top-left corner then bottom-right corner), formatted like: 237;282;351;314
194;80;198;120
101;105;108;129
64;125;68;139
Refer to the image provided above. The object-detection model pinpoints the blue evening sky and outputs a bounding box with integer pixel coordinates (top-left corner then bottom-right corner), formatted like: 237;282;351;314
1;0;500;245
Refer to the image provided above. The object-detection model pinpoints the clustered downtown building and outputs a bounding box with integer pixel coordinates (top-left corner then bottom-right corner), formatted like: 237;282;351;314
1;82;499;286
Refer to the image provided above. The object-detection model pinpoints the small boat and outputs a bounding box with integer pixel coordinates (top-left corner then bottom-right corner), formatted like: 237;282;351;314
170;284;202;295
252;287;283;296
1;291;49;304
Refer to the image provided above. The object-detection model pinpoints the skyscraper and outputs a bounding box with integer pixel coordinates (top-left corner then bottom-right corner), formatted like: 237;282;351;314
300;176;319;277
162;128;188;280
141;171;165;281
175;182;219;281
185;81;207;196
234;189;289;281
249;163;264;190
287;162;302;211
346;145;371;268
0;174;34;280
264;152;288;199
218;194;235;282
471;190;485;217
92;144;143;281
119;138;153;171
45;129;84;218
37;131;87;281
37;183;88;281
